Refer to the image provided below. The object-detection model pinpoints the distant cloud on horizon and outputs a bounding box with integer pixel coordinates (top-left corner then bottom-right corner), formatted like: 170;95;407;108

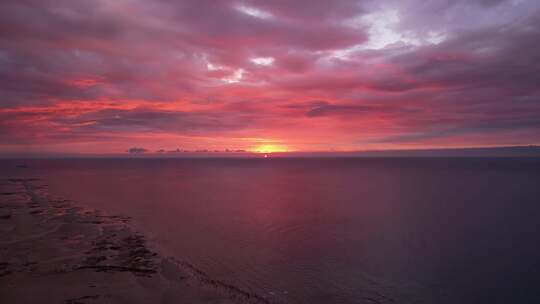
127;147;148;154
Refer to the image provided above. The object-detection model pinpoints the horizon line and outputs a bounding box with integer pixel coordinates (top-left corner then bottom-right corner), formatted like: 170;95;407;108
1;145;540;159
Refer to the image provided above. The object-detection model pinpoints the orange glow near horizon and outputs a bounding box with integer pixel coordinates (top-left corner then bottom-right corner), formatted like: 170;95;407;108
250;144;290;154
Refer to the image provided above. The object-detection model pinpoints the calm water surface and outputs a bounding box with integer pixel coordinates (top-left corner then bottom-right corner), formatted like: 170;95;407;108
2;158;540;303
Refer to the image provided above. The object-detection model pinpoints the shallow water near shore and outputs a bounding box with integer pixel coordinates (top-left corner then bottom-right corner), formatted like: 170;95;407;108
2;157;540;303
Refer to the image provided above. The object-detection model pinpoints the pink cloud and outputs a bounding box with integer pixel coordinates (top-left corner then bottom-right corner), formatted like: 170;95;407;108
1;0;540;153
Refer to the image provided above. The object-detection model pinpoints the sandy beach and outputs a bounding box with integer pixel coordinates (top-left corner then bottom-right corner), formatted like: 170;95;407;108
0;178;275;304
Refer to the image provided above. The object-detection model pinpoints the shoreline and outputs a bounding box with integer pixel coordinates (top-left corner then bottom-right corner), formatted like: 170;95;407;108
0;178;278;304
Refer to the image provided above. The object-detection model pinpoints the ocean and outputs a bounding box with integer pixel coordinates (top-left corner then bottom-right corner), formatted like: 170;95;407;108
2;157;540;303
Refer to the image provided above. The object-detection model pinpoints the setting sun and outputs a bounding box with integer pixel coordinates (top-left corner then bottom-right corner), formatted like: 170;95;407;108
251;144;289;153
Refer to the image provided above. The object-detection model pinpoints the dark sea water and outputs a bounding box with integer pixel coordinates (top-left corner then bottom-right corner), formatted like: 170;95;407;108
2;158;540;303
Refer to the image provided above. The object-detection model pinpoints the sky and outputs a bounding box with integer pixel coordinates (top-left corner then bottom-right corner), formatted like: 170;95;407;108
1;0;540;154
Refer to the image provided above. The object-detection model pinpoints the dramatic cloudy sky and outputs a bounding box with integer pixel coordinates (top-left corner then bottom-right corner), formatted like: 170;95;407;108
1;0;539;154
